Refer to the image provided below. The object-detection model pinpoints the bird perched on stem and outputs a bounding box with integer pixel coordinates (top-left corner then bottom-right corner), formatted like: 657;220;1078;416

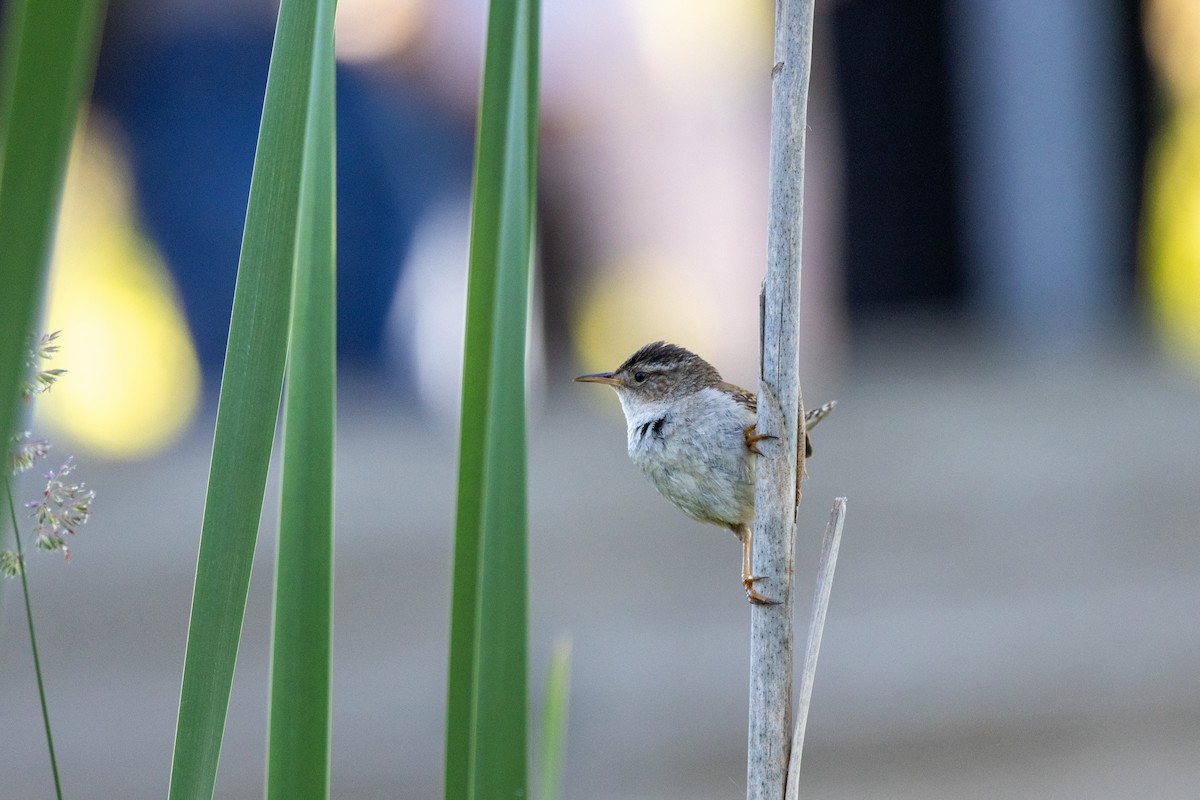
576;341;835;604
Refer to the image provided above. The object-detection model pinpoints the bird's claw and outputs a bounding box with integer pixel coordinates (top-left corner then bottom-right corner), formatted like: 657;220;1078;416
743;425;777;456
743;574;780;605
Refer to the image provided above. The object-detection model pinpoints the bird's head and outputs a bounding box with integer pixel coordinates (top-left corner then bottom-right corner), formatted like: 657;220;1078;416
575;341;722;406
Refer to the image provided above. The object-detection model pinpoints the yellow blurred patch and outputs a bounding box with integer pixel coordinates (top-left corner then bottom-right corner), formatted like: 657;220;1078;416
1144;0;1200;374
573;254;722;378
35;113;200;459
622;0;770;94
1144;106;1200;372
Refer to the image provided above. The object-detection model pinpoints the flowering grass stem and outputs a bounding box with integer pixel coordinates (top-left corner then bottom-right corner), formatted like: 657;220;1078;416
5;478;63;800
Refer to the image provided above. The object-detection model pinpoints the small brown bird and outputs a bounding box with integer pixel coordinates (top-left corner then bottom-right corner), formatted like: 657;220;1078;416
576;341;835;604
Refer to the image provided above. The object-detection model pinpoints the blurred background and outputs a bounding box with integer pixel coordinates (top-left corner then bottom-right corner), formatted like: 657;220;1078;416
3;0;1200;797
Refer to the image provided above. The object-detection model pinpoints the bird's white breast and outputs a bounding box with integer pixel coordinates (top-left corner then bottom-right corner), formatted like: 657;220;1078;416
617;387;756;528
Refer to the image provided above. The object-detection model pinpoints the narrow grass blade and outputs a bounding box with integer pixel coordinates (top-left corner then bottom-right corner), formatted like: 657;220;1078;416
537;640;572;800
5;480;63;799
444;0;540;797
168;0;323;796
0;0;104;465
264;0;336;794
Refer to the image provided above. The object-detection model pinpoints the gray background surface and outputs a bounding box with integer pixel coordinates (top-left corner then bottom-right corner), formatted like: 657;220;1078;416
3;325;1199;799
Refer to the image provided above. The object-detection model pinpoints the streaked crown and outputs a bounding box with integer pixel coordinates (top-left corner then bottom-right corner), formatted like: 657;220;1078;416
575;341;723;400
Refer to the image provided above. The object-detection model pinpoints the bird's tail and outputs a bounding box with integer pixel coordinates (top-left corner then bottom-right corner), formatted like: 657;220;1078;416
804;400;837;431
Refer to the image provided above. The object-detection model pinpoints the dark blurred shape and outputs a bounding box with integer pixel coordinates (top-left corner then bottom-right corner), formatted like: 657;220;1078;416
832;0;1152;333
1120;0;1157;293
91;19;471;374
832;0;964;312
92;28;265;372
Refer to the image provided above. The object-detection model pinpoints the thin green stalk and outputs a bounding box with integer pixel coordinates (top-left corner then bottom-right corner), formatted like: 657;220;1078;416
537;640;571;800
5;479;62;800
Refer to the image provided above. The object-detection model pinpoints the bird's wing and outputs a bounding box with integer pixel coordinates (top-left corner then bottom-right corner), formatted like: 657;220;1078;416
719;382;758;415
721;387;835;431
728;387;836;509
726;387;836;462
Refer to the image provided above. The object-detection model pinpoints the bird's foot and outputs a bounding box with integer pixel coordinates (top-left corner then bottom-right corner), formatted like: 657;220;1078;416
743;425;777;456
743;574;781;605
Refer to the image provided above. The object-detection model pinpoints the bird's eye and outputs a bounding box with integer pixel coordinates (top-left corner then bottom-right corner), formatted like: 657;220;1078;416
633;371;647;383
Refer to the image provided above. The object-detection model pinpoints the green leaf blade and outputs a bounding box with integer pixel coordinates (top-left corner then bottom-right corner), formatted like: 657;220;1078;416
0;0;104;472
444;0;540;797
167;0;324;796
265;0;337;794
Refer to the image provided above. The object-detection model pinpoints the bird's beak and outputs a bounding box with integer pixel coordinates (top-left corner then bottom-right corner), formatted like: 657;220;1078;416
574;372;621;387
